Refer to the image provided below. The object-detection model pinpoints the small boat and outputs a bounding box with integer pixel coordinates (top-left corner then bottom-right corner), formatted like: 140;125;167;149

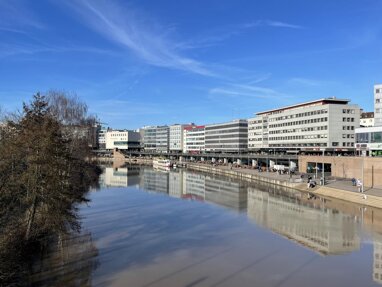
153;158;172;169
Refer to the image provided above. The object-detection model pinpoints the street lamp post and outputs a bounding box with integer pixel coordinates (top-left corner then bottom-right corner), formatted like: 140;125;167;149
321;148;325;185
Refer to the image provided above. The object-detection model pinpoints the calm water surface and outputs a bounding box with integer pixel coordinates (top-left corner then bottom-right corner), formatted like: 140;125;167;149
31;166;382;287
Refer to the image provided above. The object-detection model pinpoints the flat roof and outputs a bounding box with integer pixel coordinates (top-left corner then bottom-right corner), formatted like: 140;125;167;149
256;98;350;116
205;119;247;127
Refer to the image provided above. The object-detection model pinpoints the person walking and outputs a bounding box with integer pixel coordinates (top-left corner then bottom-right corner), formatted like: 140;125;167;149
357;179;363;193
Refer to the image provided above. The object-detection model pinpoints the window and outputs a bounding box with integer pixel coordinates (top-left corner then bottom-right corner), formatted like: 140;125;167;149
372;132;382;143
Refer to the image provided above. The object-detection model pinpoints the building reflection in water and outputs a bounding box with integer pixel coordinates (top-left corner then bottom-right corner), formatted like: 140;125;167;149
103;166;141;188
247;186;360;255
140;168;169;194
373;234;382;284
96;166;382;285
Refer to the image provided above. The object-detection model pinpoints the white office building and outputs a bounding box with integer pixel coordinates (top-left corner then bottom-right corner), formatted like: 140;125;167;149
360;112;374;127
355;85;382;156
183;125;205;153
105;130;141;150
375;84;382;126
156;125;169;153
355;126;382;156
205;119;248;153
96;126;108;149
141;126;157;151
169;124;193;152
248;98;360;152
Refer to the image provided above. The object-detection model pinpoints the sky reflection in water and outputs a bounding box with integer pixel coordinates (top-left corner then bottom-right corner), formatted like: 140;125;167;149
34;166;382;287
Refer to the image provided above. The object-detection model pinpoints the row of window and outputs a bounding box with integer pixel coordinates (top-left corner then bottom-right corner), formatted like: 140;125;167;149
269;117;328;128
342;134;355;139
268;109;328;122
269;134;329;141
356;132;382;143
269;126;328;135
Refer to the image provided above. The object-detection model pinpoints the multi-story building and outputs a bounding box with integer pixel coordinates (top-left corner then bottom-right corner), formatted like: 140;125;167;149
355;126;382;156
248;98;360;152
105;130;141;150
141;126;157;152
156;125;169;153
360;112;374;127
205;119;248;153
96;125;108;149
169;124;195;152
375;84;382;126
356;85;382;156
183;125;205;153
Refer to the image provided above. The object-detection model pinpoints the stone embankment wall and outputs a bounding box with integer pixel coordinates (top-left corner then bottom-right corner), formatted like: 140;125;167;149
299;156;382;188
186;164;300;188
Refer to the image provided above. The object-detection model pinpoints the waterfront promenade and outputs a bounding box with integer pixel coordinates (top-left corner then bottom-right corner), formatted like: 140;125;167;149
185;162;382;209
108;148;382;209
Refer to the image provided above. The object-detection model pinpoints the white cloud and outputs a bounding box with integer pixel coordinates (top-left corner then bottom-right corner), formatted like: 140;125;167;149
64;0;214;77
209;84;288;100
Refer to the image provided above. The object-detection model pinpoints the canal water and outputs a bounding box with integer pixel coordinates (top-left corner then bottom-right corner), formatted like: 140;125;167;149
30;166;382;286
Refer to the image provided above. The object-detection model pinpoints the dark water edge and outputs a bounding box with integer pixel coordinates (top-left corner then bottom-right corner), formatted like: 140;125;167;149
16;166;382;286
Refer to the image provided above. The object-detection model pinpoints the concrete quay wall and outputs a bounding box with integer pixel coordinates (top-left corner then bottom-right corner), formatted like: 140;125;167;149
299;156;382;188
186;164;300;189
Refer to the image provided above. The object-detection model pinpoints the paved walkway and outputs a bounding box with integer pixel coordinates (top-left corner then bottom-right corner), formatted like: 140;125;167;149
326;180;382;197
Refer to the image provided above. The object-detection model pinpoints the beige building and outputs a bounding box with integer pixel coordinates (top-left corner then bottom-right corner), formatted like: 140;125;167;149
248;98;360;152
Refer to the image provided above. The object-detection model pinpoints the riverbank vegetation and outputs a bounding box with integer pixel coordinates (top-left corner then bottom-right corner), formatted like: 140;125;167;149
0;92;100;286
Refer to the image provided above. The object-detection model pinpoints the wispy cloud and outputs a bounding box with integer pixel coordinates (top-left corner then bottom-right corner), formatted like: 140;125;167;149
288;77;321;86
0;42;117;59
242;20;303;30
0;1;44;30
63;0;214;76
209;84;288;100
180;19;303;51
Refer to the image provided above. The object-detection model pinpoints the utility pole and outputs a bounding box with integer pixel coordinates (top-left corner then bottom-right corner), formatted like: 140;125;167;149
362;148;365;193
322;148;325;185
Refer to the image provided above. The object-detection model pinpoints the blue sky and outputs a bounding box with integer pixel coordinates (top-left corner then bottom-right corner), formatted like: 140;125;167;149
1;0;381;129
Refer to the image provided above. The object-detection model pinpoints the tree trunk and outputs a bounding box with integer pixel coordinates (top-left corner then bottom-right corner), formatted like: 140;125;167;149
25;195;37;240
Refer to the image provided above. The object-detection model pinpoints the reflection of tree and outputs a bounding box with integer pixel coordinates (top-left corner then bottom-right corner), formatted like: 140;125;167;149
30;232;98;286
